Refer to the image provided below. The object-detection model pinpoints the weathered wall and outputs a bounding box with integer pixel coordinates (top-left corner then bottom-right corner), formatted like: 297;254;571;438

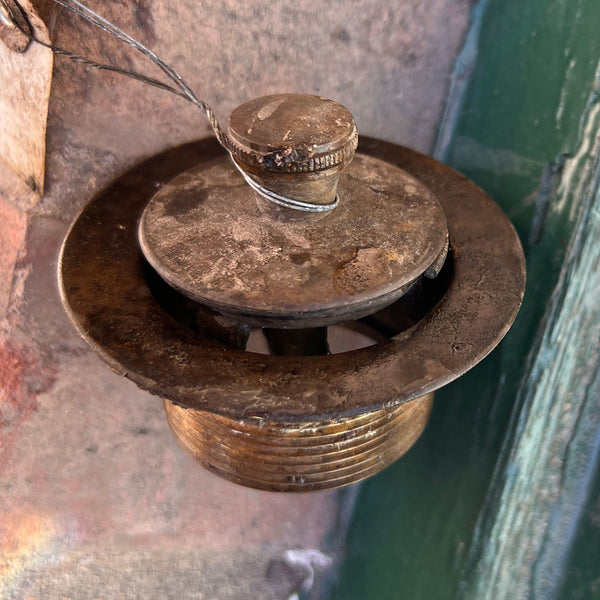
0;1;471;597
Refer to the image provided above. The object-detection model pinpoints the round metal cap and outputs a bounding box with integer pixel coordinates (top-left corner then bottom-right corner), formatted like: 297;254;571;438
227;94;358;173
137;153;449;328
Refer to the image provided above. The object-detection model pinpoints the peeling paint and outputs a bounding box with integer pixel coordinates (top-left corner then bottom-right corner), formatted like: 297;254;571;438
466;64;600;600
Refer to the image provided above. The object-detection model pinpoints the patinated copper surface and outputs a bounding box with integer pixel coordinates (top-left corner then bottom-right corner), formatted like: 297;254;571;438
59;137;526;423
138;153;448;328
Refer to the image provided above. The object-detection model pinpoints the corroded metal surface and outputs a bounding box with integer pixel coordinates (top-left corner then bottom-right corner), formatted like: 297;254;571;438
164;392;434;492
228;94;358;173
227;94;359;209
138;153;448;328
59;137;526;420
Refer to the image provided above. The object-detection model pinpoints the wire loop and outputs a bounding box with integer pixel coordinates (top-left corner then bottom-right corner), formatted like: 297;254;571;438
3;0;334;212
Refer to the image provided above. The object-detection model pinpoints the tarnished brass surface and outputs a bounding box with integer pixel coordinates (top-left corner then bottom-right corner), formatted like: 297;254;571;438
59;137;525;421
227;94;358;208
164;392;434;492
138;153;449;328
227;94;358;174
59;135;525;490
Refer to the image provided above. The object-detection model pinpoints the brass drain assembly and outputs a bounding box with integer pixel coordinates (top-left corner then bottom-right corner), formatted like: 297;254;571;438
60;94;525;492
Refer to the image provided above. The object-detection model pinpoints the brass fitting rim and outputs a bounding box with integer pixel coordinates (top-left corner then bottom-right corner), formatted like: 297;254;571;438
59;138;525;420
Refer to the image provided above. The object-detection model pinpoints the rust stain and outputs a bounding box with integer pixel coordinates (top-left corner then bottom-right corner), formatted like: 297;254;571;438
0;341;57;469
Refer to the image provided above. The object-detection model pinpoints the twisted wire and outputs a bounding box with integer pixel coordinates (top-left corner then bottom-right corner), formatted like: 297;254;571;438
4;0;326;212
5;0;229;148
50;0;228;147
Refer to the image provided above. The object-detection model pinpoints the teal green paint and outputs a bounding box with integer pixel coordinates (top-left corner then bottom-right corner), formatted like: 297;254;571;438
332;1;600;598
449;0;600;365
466;84;600;600
557;446;600;600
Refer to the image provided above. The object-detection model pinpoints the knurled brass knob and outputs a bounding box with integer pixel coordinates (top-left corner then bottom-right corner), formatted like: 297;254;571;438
227;94;358;209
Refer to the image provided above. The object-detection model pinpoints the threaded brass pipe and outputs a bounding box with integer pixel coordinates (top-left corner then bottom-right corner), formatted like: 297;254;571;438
163;393;434;492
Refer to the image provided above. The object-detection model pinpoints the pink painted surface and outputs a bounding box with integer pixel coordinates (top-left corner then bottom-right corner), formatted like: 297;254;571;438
0;1;470;596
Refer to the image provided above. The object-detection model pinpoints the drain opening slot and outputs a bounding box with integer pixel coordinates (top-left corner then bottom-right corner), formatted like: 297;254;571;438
140;246;453;356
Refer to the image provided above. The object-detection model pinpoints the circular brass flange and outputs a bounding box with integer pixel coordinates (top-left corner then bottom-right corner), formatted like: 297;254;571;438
59;137;525;491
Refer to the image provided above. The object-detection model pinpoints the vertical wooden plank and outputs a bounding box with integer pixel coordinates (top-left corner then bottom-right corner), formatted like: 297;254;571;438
0;0;53;195
333;1;600;598
466;81;600;600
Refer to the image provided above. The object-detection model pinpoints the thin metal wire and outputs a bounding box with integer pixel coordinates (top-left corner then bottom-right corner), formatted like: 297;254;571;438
22;36;192;100
5;0;228;147
231;160;339;213
5;0;330;212
50;0;228;146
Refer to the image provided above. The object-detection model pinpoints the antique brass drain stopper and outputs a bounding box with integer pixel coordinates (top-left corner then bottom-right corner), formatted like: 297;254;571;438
59;94;525;492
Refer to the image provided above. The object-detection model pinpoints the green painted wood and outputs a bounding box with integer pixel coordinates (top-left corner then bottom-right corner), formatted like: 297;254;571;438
466;81;600;600
557;449;600;599
332;1;600;598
